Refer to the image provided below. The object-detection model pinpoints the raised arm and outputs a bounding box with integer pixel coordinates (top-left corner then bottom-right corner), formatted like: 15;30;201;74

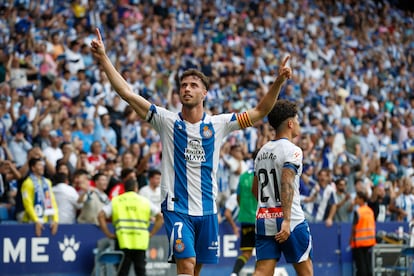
246;55;291;125
90;28;151;120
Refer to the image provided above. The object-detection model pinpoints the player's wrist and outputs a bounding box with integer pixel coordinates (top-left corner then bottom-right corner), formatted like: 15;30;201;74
275;75;287;84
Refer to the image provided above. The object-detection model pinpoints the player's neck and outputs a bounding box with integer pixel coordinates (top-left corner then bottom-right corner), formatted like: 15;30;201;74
181;105;204;123
274;131;292;141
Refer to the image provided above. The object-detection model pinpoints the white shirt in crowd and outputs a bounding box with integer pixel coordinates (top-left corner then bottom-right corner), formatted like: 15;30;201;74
139;185;162;207
52;183;83;224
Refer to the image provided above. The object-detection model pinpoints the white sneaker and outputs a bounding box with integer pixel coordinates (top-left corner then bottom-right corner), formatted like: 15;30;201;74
230;273;237;276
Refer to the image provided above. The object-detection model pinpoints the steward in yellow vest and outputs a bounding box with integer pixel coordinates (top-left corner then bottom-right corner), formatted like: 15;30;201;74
351;191;376;276
98;179;163;276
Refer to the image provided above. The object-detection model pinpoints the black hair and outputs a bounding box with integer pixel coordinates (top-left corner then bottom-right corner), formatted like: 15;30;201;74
29;158;42;169
356;191;368;202
335;178;346;186
53;173;68;185
267;100;298;131
73;169;89;178
148;169;161;179
93;172;106;182
56;159;67;169
121;168;136;180
230;144;242;152
124;179;138;192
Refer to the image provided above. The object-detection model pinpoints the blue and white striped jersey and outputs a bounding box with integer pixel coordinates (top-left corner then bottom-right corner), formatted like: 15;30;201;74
146;104;240;216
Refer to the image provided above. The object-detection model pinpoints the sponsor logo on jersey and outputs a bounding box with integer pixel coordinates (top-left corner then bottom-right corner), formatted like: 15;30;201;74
184;139;206;162
256;207;284;219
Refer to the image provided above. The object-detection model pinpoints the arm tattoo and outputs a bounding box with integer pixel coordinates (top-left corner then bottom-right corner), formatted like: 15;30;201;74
281;168;295;221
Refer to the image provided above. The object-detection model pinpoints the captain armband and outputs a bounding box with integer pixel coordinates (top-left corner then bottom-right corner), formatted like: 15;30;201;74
237;112;253;129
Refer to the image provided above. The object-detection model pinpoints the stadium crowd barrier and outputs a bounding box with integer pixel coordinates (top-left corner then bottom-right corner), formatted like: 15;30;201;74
0;221;408;275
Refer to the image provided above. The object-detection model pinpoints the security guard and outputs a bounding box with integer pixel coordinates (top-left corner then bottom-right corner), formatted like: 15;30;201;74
351;191;376;276
98;179;163;276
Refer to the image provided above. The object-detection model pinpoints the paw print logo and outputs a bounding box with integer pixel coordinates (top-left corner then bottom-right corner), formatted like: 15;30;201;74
58;235;80;262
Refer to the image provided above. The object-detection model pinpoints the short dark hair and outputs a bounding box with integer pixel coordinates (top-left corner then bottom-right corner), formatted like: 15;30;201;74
335;178;346;186
356;191;368;202
29;158;42;169
73;169;89;178
124;179;138;192
93;172;106;182
121;168;136;180
60;141;71;150
267;100;298;131
53;173;68;185
230;144;242;152
123;106;134;117
56;159;66;168
148;169;161;179
180;69;210;91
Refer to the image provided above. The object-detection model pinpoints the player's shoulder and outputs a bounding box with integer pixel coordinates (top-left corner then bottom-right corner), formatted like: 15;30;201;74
262;138;298;151
207;112;236;123
151;104;177;117
268;139;302;161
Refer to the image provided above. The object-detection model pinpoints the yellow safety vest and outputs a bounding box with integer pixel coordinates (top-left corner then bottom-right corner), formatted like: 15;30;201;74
112;192;151;250
351;205;376;248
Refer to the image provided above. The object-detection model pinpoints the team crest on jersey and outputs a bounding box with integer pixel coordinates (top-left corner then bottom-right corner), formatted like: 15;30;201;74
202;125;213;138
175;239;185;252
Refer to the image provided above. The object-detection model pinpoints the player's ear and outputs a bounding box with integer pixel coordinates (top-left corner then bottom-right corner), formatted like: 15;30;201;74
287;118;294;128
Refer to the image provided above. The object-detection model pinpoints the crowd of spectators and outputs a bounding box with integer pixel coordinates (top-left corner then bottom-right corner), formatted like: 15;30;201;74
0;0;413;230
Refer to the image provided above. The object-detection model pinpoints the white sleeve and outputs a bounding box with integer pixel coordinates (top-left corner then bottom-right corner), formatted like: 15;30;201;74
224;194;239;211
150;201;161;217
284;144;303;168
70;189;83;209
102;202;112;218
226;157;240;172
139;186;150;199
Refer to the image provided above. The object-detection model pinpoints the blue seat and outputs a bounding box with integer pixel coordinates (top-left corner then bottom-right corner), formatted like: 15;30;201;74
402;247;414;275
385;246;414;275
0;206;9;221
94;251;124;276
92;238;124;276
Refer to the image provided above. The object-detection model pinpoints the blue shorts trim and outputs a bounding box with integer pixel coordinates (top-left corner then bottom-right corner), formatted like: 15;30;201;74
255;220;313;263
162;210;219;264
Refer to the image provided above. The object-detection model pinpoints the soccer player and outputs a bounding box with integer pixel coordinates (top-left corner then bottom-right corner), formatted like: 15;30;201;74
230;169;257;276
253;100;313;276
90;28;291;276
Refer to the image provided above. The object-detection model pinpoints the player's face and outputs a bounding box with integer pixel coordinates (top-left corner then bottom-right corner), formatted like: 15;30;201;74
179;75;207;107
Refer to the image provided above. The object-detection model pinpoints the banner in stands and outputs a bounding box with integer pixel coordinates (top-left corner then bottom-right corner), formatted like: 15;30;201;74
0;222;408;275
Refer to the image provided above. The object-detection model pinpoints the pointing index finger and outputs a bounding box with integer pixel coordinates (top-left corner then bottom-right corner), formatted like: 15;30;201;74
281;55;290;67
95;28;102;42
